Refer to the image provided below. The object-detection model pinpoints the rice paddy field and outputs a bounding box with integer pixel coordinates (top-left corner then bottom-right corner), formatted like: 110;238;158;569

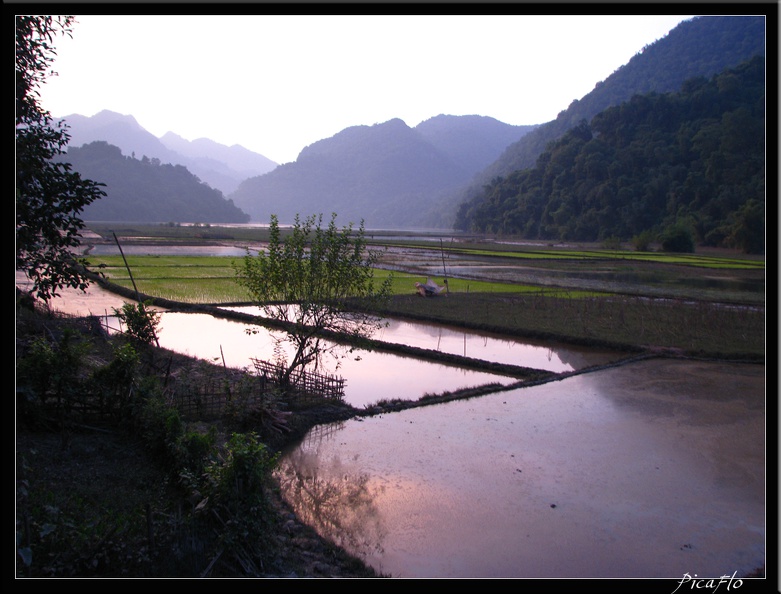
80;224;766;358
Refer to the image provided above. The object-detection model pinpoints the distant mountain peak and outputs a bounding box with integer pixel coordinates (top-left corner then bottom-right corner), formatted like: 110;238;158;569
231;114;534;228
160;131;186;141
89;109;143;127
56;111;278;195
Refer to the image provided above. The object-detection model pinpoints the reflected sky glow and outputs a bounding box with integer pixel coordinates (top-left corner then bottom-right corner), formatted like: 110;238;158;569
279;360;765;578
223;306;621;373
152;307;623;407
154;311;517;408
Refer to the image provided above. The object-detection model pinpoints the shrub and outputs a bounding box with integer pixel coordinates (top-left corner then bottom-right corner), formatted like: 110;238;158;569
114;301;161;346
176;427;217;476
136;392;184;467
16;329;92;430
89;342;140;418
631;230;655;252
660;223;695;253
202;432;280;515
176;431;282;576
601;235;622;250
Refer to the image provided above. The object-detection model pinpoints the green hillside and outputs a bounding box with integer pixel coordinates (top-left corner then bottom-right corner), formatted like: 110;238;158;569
454;56;766;254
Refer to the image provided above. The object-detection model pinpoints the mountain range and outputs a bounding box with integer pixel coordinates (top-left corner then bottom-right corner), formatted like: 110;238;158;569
58;110;278;196
229;115;535;228
56;14;768;233
61;110;535;227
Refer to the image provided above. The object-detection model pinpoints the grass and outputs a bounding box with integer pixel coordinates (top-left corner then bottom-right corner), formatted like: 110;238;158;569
386;271;600;297
85;256;592;303
372;242;765;269
86;255;245;302
83;247;765;358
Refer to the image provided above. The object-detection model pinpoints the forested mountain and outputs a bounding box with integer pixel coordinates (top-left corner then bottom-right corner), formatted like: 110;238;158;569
450;15;767;220
228;115;534;228
57;110;277;195
454;56;766;253
57;141;250;223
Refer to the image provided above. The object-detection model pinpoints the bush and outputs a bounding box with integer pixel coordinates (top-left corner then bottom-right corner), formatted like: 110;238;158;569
202;432;280;516
177;431;282;576
89;342;140;419
601;236;622;250
16;329;93;430
631;230;655;252
114;301;161;346
176;427;217;476
660;223;695;253
136;392;184;466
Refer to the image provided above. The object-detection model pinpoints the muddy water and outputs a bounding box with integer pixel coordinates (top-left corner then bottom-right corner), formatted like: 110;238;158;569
278;358;766;578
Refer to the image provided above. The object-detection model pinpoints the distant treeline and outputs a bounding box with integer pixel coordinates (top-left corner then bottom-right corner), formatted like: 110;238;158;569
454;56;765;254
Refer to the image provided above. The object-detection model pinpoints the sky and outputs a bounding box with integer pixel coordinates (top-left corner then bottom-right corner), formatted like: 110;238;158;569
38;13;697;165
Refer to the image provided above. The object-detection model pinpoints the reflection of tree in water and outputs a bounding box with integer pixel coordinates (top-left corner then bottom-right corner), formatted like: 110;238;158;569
275;446;386;558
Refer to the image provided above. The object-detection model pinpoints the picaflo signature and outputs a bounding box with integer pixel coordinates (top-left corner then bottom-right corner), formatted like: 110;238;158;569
671;572;744;594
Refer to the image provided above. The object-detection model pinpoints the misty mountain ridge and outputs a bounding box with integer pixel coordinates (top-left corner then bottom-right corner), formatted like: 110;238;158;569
57;140;250;224
228;15;767;230
230;115;536;228
57;110;278;195
56;15;767;234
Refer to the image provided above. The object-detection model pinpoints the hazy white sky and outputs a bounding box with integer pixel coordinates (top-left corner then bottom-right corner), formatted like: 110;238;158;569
39;13;696;165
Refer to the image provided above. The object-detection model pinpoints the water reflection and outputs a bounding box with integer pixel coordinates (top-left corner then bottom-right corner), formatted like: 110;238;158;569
276;441;387;559
19;265;765;576
153;312;519;408
278;359;765;578
375;317;615;372
223;306;621;373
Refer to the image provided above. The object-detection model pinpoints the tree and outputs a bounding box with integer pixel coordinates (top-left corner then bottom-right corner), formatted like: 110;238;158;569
235;213;393;388
727;198;765;254
16;16;106;301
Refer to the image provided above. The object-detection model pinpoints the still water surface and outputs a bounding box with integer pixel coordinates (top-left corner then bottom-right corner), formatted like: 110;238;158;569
17;269;766;578
277;358;765;578
154;311;516;407
153;310;621;408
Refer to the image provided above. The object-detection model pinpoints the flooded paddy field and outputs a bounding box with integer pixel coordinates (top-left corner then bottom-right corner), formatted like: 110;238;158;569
375;244;765;304
17;231;767;579
278;357;764;578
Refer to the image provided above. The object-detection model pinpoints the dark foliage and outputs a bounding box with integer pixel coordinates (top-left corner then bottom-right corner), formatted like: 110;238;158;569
16;16;107;301
455;57;766;253
454;15;767;212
